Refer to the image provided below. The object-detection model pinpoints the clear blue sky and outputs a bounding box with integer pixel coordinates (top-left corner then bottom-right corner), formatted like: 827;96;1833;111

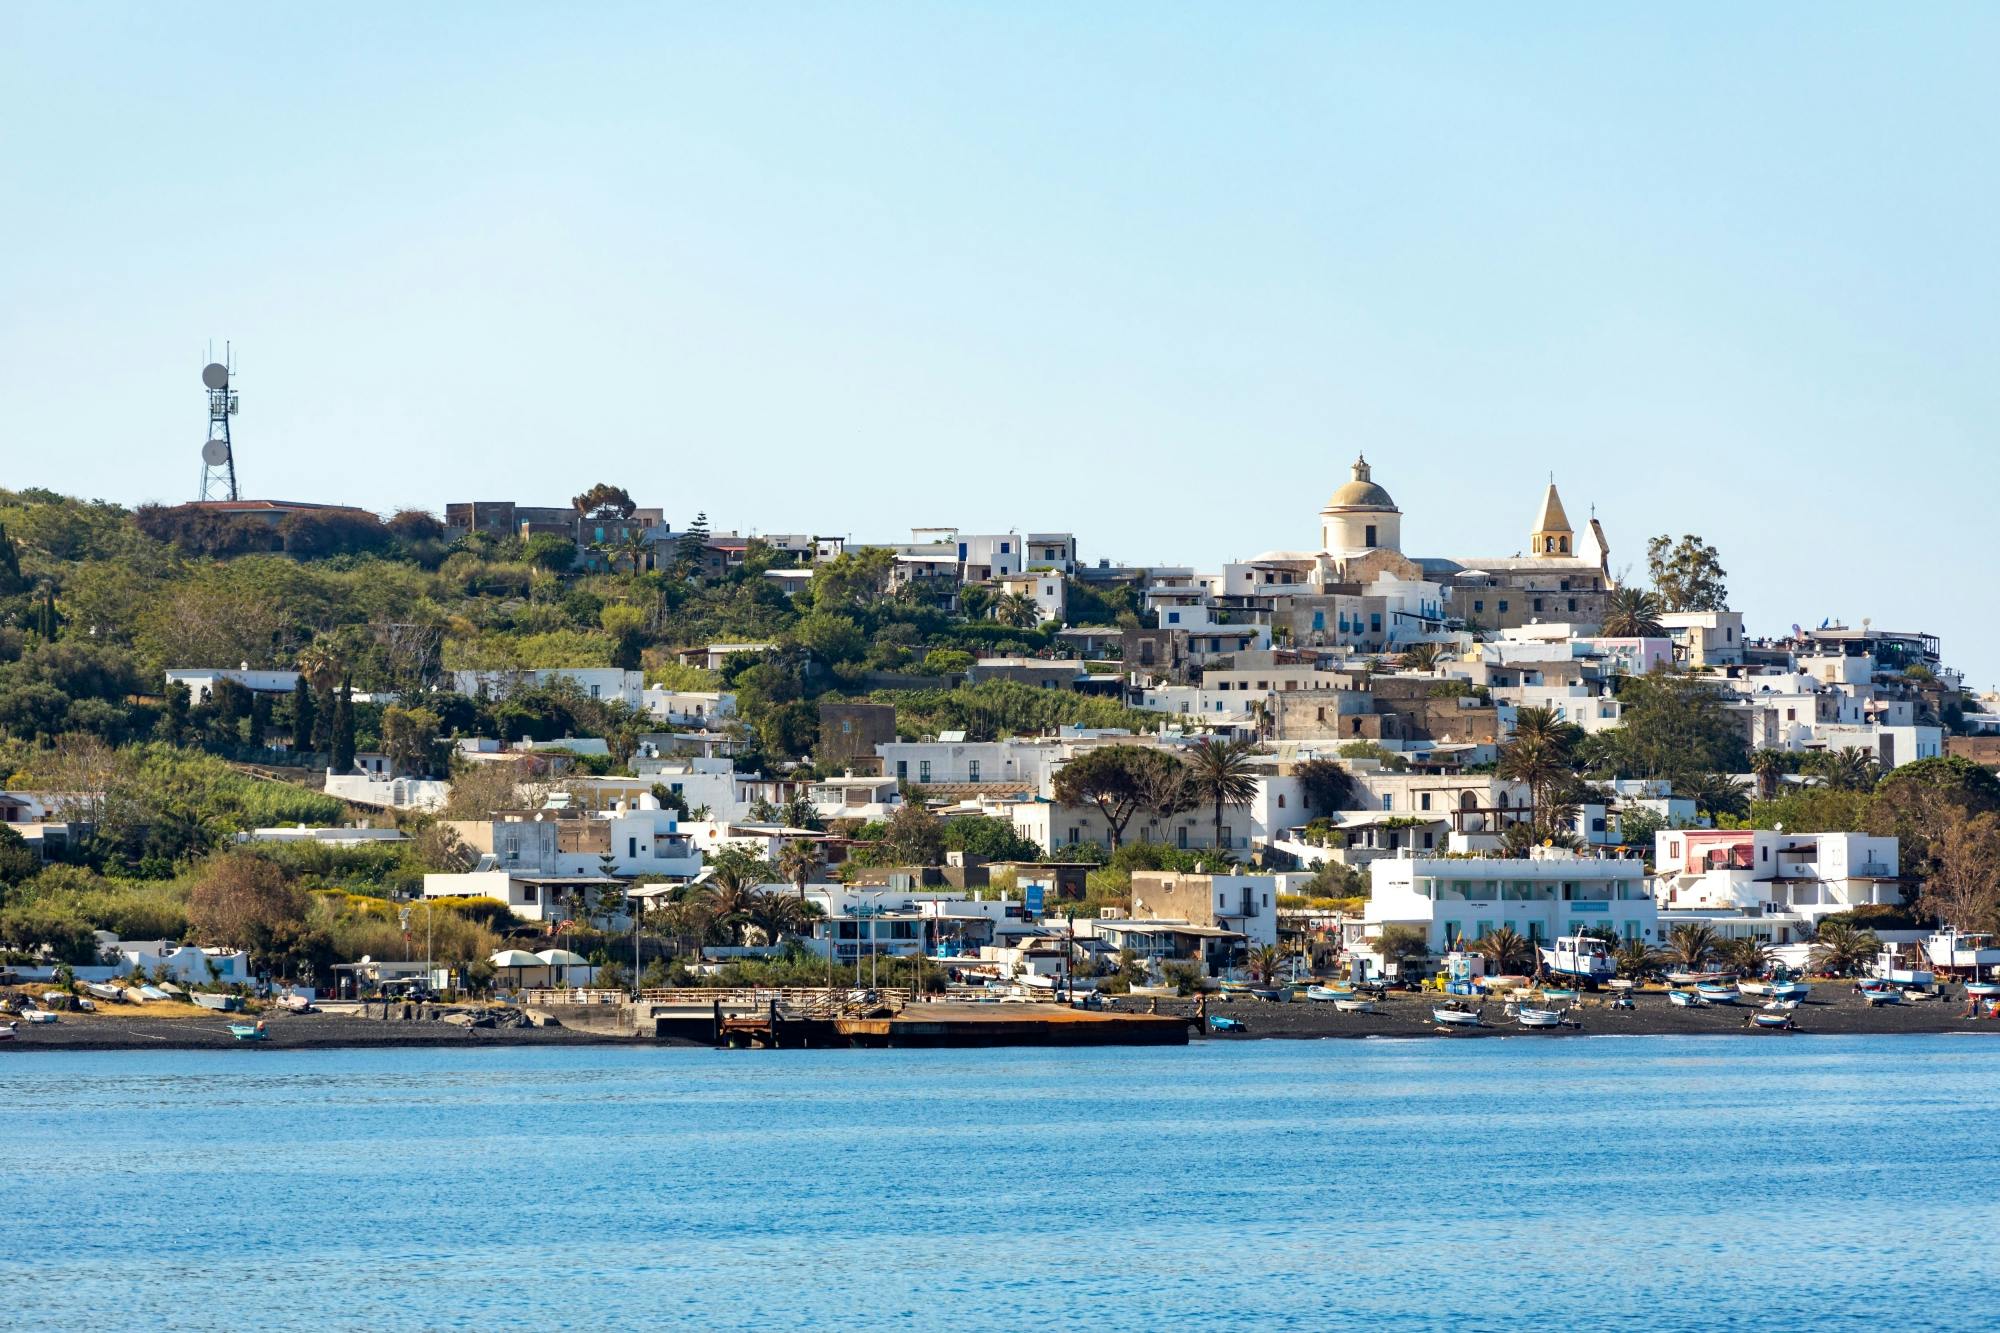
5;4;1996;684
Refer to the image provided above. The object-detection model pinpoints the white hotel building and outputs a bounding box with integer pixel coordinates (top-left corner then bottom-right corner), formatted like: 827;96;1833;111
1365;849;1657;952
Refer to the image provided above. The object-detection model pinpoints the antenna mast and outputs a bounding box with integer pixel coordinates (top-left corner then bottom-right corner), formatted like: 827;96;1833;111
198;343;240;501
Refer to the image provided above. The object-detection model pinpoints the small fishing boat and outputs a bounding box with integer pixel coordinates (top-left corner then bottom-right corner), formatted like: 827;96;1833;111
1127;984;1178;1000
1864;987;1903;1006
1539;987;1580;1003
0;1022;15;1041
21;1008;58;1025
191;993;241;1012
1208;1015;1247;1034
1432;1006;1483;1028
279;993;316;1013
228;1021;269;1041
158;982;188;998
1668;988;1707;1008
1514;1006;1568;1029
1219;979;1255;996
1738;981;1774;998
134;985;170;1002
1332;996;1376;1014
1305;985;1352;1003
1606;978;1636;992
1664;969;1725;986
82;982;121;1001
1695;983;1740;1005
1761;998;1800;1012
1752;1011;1796;1031
1769;981;1811;1002
1965;982;2000;999
1478;974;1532;994
1539;935;1616;985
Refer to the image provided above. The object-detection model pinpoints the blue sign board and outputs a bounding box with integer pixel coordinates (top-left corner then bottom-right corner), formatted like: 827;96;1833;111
1024;883;1046;915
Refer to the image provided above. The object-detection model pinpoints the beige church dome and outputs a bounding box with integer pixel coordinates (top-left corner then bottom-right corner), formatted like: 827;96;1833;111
1324;454;1397;511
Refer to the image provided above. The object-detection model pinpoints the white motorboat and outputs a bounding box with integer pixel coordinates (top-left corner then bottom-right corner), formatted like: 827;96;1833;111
1332;996;1376;1014
1513;1006;1568;1029
1864;987;1903;1006
1668;988;1707;1008
1432;1006;1483;1028
82;982;122;1001
20;1009;58;1025
1695;983;1740;1005
1738;981;1774;998
1305;985;1352;1003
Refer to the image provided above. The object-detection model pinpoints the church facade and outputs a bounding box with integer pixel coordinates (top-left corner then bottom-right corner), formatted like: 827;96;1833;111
1299;455;1617;639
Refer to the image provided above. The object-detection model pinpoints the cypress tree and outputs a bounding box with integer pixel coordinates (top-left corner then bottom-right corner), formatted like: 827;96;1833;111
249;691;273;749
38;587;57;641
0;523;22;596
291;676;315;752
331;678;356;772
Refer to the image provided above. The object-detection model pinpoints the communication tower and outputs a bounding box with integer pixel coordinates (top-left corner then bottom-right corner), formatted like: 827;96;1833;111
198;344;241;501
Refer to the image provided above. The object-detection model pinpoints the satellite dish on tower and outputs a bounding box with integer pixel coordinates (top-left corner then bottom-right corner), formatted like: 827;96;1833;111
201;438;231;466
202;362;229;391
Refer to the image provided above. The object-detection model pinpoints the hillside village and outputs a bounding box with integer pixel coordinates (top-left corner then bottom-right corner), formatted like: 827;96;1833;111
3;460;1999;1001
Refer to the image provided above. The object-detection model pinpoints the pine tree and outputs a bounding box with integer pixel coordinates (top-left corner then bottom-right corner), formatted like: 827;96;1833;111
676;511;710;574
291;676;315;752
38;587;58;641
331;677;356;772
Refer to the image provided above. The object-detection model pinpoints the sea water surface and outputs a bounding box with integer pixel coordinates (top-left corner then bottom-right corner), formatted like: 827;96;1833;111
5;1034;1997;1330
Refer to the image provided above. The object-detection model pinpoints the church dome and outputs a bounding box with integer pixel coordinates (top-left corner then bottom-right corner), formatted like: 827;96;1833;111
1324;454;1397;511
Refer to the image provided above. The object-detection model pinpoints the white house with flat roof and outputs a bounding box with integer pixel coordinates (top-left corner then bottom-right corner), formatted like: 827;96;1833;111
1652;829;1900;942
1365;849;1656;952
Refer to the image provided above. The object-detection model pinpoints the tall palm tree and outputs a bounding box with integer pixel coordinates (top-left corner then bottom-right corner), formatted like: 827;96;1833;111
1750;749;1787;802
1183;737;1259;853
1472;926;1533;974
1667;922;1720;970
776;839;819;901
781;794;825;831
1600;587;1667;638
1496;732;1570;835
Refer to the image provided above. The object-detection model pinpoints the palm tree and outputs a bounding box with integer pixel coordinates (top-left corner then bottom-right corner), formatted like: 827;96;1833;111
1614;939;1661;980
1398;642;1445;672
776;839;819;901
1750;749;1788;802
781;794;825;831
1667;922;1720;970
1472;926;1534;975
1244;944;1283;984
1819;748;1880;792
1690;772;1751;824
1600;587;1667;638
1718;935;1772;979
1496;732;1571;835
295;638;344;695
1809;920;1881;977
994;592;1040;628
1183;737;1259;853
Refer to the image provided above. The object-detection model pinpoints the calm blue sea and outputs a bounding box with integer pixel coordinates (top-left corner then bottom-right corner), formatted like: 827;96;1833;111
4;1035;1996;1331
